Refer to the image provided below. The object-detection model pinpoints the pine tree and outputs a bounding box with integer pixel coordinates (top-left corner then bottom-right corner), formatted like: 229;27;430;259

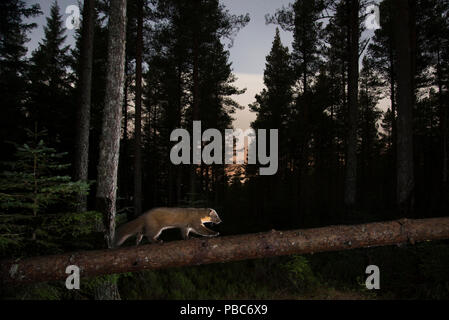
344;0;360;208
74;0;95;212
251;28;293;131
134;0;144;217
267;0;324;173
74;0;110;190
95;0;127;250
358;56;383;205
28;1;73;150
249;28;294;225
291;0;323;94
94;0;127;301
0;0;41;160
418;0;449;186
142;0;248;207
394;0;415;215
322;0;350;171
176;0;249;203
367;0;397;188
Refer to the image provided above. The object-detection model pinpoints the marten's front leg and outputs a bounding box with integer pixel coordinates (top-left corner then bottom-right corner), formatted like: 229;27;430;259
191;223;219;237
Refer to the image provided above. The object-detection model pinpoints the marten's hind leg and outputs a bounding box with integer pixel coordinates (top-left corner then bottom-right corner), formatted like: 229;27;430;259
136;232;143;246
181;227;190;240
145;225;163;244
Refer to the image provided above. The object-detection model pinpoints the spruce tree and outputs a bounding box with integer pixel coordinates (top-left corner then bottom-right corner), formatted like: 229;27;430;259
0;0;41;160
249;28;294;224
28;1;73;150
251;28;293;131
0;127;90;256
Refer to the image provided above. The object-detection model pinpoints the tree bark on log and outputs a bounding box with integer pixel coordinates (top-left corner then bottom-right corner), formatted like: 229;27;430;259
2;217;449;286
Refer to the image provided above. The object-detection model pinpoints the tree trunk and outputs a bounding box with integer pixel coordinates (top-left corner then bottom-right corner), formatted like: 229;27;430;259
168;164;174;205
436;47;448;213
389;40;396;154
344;0;359;208
394;0;415;215
121;64;129;211
3;217;449;286
97;0;127;247
388;39;397;206
436;49;447;184
190;0;200;203
74;0;95;212
95;0;127;300
134;0;143;217
175;63;183;205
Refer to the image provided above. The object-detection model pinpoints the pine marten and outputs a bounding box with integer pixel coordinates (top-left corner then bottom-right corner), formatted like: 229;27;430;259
113;207;222;247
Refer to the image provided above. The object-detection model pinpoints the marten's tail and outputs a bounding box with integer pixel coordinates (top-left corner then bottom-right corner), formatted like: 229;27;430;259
113;217;144;247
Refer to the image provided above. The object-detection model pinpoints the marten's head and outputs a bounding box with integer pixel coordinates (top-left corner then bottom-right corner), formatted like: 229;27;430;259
201;208;222;225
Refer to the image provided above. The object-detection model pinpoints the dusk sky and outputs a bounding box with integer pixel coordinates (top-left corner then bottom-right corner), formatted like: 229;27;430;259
24;0;295;130
23;1;386;130
220;0;295;130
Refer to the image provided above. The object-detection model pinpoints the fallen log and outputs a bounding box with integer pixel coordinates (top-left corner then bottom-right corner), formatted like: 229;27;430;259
1;217;449;286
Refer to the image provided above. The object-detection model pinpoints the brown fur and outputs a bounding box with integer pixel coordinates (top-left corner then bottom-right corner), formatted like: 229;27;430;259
113;207;221;247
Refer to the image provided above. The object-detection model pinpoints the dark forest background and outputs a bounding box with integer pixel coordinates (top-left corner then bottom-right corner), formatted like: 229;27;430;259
1;0;449;300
